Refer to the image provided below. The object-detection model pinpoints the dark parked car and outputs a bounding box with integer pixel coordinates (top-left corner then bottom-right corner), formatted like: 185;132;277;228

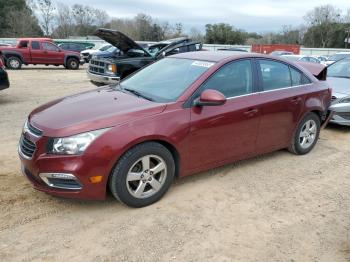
58;43;91;53
88;29;202;85
19;52;331;207
0;58;10;90
326;57;350;126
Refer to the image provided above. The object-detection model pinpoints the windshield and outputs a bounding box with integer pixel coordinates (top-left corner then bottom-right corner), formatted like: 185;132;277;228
328;54;350;61
327;59;350;78
99;45;112;51
120;58;214;102
105;46;118;52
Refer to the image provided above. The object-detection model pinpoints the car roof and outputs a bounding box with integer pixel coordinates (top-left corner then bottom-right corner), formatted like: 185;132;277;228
171;51;281;62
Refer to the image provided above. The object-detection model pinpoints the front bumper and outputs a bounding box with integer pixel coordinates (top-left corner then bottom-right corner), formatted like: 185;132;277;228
329;103;350;126
18;131;109;200
87;70;120;85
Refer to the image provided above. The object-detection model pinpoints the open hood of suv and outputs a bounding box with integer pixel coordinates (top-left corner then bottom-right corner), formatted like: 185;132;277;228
94;28;151;56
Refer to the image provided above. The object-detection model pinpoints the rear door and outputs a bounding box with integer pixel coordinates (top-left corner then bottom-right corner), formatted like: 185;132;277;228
29;40;43;64
255;59;309;151
188;59;261;171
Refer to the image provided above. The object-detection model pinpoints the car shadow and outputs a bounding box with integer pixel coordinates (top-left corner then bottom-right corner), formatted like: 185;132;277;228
326;123;350;133
46;150;284;210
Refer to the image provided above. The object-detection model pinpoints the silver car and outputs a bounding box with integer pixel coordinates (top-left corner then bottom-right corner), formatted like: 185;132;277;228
327;58;350;126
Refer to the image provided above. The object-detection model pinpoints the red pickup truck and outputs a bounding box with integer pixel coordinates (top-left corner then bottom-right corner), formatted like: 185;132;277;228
0;38;81;70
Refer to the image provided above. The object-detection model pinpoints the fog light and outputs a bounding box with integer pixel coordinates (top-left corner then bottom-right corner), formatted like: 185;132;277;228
90;176;103;183
39;173;82;190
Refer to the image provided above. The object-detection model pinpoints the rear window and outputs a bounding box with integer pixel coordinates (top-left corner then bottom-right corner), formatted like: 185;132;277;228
290;67;312;85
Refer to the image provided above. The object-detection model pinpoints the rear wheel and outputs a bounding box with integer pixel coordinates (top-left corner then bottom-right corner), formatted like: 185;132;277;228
66;58;79;70
6;56;22;69
109;142;175;207
288;112;320;155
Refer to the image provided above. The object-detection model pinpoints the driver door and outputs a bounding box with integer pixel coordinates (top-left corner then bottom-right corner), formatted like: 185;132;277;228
41;42;65;64
188;59;261;171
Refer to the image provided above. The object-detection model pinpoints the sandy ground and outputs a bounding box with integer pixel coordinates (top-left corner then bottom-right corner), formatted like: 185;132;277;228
0;65;350;262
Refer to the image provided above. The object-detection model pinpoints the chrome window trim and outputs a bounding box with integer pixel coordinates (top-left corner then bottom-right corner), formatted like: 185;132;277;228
225;83;314;100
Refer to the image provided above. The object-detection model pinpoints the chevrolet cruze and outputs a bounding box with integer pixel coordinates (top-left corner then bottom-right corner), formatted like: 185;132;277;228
19;52;332;207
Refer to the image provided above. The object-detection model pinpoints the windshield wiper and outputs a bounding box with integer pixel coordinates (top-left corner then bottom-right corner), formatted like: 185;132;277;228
123;88;154;101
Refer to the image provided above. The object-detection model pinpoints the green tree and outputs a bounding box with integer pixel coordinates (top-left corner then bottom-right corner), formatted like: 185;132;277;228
0;0;42;37
205;23;247;44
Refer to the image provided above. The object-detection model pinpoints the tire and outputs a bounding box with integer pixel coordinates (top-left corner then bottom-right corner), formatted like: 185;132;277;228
6;56;22;69
288;112;321;155
66;58;79;70
109;142;175;207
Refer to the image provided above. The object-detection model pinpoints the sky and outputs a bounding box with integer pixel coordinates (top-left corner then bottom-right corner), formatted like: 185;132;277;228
58;0;350;33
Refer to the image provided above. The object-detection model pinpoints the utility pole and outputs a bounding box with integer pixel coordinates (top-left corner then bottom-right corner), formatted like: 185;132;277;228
346;28;350;49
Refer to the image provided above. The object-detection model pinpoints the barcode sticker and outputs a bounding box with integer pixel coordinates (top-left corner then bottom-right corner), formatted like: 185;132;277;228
191;61;215;68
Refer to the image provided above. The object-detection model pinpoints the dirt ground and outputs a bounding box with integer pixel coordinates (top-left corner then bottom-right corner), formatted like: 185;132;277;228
1;65;350;262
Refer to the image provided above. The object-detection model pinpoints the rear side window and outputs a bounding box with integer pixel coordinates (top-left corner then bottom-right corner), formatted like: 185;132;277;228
258;60;291;91
290;67;312;86
31;41;40;50
200;59;253;98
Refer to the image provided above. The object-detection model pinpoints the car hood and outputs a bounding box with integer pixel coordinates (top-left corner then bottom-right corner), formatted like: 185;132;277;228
94;28;151;56
327;77;350;96
29;87;166;137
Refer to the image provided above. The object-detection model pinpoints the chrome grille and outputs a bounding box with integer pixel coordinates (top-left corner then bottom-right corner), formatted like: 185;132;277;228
28;122;43;136
89;59;106;74
19;135;36;159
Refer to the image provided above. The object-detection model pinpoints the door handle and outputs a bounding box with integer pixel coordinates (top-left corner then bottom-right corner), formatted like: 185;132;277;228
291;97;302;104
244;108;258;116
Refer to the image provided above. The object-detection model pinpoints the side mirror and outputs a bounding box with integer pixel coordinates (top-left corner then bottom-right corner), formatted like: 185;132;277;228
193;89;226;107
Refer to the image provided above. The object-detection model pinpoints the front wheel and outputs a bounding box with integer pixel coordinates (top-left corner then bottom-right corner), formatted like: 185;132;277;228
66;58;79;70
109;142;175;207
288;112;320;155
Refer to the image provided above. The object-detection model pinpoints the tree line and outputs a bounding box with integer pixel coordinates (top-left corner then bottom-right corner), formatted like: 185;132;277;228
0;1;350;48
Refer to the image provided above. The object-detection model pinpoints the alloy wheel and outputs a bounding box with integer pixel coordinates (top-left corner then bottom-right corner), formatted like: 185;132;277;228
299;119;317;149
126;155;167;199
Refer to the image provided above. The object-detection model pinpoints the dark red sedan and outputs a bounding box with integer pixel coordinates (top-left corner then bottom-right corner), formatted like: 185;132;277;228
19;52;331;207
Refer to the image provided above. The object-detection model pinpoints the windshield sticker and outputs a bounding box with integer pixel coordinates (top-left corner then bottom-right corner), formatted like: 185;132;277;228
191;61;215;68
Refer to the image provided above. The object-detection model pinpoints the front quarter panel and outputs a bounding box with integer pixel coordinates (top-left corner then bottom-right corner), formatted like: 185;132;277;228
83;102;191;193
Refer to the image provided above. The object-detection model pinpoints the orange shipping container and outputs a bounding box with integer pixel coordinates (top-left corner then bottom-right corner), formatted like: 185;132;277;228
252;44;301;55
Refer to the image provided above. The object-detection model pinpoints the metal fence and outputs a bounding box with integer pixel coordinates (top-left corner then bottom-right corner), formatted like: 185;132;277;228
1;38;349;56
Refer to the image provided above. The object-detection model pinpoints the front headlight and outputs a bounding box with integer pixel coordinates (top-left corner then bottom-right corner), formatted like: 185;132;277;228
340;96;350;103
106;64;117;73
51;128;110;155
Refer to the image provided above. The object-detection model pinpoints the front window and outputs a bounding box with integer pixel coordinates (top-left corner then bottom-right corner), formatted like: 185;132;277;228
42;42;59;52
199;59;253;98
327;59;350;78
120;58;214;102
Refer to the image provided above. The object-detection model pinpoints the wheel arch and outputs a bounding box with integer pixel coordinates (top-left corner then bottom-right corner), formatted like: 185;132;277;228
64;54;80;66
2;50;24;63
105;137;181;196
